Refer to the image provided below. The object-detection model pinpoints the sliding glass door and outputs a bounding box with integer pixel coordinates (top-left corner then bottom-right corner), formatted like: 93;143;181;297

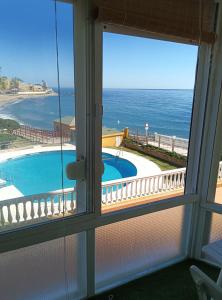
0;0;87;232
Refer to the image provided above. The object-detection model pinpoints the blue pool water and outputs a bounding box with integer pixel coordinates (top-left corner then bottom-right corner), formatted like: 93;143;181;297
0;151;137;196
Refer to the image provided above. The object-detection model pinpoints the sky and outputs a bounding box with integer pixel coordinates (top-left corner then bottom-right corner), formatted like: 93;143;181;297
0;0;198;89
0;0;74;88
103;33;198;89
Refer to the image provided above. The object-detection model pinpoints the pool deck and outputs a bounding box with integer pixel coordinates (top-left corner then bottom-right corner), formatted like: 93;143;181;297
0;144;161;178
0;144;75;163
0;185;23;201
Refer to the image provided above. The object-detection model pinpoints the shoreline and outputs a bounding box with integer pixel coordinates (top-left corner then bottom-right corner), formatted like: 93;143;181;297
0;89;190;139
0;92;57;109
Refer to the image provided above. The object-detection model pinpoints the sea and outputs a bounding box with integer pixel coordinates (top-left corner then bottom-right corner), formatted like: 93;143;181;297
0;88;193;139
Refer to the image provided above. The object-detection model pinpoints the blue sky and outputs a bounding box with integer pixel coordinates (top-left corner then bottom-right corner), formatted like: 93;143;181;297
103;33;198;89
0;0;74;88
0;0;198;89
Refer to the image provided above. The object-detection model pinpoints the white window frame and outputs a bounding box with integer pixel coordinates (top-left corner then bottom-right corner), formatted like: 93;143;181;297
189;1;222;259
0;0;221;297
101;19;209;256
0;0;208;250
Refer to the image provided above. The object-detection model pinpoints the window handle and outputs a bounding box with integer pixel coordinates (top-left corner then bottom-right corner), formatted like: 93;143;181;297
66;157;86;180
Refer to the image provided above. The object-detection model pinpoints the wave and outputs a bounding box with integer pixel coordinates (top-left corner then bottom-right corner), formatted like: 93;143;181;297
0;113;24;125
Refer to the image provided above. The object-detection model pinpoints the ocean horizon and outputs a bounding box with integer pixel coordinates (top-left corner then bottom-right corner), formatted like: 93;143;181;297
0;88;193;139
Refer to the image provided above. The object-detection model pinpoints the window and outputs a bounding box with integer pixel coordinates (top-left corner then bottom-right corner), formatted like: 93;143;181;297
96;205;185;291
0;232;87;299
0;1;220;299
212;153;222;205
0;0;87;233
101;32;198;213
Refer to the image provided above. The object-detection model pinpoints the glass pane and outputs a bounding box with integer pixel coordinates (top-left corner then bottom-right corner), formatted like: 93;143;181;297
0;232;86;300
213;161;222;204
101;32;198;213
202;212;222;267
96;206;185;292
0;0;83;232
209;212;222;244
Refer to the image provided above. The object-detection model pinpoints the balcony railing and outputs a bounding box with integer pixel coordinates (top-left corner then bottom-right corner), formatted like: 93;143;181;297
102;168;185;205
1;162;222;230
13;125;71;144
0;188;76;228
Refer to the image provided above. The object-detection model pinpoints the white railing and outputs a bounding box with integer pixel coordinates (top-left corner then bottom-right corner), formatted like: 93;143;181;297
154;133;189;151
102;168;186;205
128;132;188;155
1;162;222;229
0;187;76;228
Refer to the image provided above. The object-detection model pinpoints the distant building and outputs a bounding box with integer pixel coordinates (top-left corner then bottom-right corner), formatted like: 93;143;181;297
17;81;32;91
42;80;48;90
31;84;45;92
0;76;11;90
53;115;126;147
102;127;125;147
53;116;75;138
0;76;52;94
70;127;125;147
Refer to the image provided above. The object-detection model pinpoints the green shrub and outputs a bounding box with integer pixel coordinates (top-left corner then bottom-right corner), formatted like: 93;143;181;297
0;133;16;142
123;137;187;161
0;118;20;133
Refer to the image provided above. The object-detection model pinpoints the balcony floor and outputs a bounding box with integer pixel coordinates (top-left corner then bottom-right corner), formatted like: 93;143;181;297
92;259;219;300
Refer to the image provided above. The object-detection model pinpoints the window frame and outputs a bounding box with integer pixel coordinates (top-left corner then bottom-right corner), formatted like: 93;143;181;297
0;5;221;297
0;0;99;251
189;2;222;258
0;0;207;252
100;21;206;257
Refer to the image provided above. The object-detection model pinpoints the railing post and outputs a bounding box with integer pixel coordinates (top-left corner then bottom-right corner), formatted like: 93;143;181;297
70;191;75;211
23;202;27;221
0;206;5;226
30;199;35;219
172;136;176;152
15;203;20;223
50;196;54;215
7;205;12;224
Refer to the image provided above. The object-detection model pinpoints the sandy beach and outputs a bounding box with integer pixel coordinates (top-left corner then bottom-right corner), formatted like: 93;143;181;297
0;92;57;108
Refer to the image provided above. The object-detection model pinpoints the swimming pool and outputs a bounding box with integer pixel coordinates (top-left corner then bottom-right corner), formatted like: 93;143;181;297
0;151;137;196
